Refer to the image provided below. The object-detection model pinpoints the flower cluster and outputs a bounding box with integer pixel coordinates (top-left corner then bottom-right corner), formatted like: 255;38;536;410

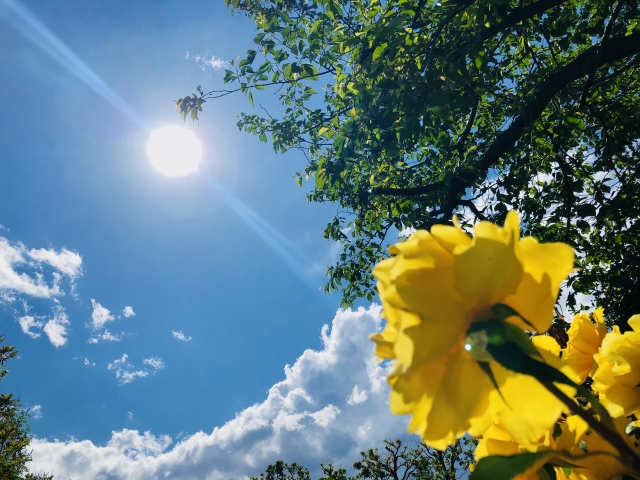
371;212;640;479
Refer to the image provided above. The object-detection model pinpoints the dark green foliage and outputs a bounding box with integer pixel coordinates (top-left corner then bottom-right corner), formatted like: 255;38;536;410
178;0;640;328
352;437;476;480
251;437;477;480
250;460;312;480
0;338;38;480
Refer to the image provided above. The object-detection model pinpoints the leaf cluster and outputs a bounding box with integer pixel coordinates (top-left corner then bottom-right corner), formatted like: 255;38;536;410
0;338;46;480
179;0;640;326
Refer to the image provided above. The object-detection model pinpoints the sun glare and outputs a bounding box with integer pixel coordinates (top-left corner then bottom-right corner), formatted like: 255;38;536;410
147;126;202;176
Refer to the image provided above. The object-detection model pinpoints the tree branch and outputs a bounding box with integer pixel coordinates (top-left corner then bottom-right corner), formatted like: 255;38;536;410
477;0;571;45
372;31;640;200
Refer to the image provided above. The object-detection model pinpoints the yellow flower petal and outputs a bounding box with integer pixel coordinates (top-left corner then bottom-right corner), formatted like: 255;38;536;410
504;238;574;333
420;348;491;449
454;222;523;310
532;335;561;357
430;223;472;254
489;349;575;446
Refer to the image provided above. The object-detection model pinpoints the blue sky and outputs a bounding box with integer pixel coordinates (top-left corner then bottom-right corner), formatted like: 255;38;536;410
0;0;406;477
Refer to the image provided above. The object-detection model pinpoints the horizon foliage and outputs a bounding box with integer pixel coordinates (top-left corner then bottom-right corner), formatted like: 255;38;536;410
0;337;53;480
177;0;640;328
247;437;476;480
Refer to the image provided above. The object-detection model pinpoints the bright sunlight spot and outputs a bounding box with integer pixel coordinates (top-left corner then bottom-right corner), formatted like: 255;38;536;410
147;125;202;176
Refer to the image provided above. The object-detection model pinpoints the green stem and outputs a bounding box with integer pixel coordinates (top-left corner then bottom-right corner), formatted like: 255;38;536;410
541;379;640;472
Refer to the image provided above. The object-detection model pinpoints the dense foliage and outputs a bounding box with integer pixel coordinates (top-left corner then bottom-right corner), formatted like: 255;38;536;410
248;438;476;480
178;0;640;328
0;338;51;480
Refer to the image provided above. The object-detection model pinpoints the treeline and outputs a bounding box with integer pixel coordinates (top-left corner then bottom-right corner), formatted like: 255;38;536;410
248;437;477;480
0;337;53;480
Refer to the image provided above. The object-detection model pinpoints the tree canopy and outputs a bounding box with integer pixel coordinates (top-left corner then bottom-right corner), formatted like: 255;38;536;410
247;437;476;480
0;337;50;480
177;0;640;327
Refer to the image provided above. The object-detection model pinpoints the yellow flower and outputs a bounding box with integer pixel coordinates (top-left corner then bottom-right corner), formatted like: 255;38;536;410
475;415;639;480
474;416;588;480
568;416;640;480
593;315;640;418
562;308;607;384
371;212;575;449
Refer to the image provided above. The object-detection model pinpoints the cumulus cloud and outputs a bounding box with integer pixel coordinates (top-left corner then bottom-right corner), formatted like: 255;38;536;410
90;299;115;330
186;52;227;70
29;306;406;479
171;330;192;342
43;305;70;347
19;315;44;338
346;386;368;405
0;237;81;299
123;306;135;318
30;405;43;419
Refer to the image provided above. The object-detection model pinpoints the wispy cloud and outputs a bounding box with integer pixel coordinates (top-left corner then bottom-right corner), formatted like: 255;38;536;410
43;304;70;347
143;357;164;370
74;356;95;367
185;52;227;71
0;237;82;300
30;405;42;419
29;306;406;479
90;299;114;330
171;330;192;342
89;329;123;343
19;315;43;338
107;354;163;385
123;306;135;317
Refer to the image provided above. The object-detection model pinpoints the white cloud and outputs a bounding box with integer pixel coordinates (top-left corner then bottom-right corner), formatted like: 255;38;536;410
143;357;164;370
346;386;368;405
29;306;406;479
0;238;81;299
27;247;82;278
74;357;96;367
43;305;70;347
31;405;42;419
398;226;417;238
108;354;161;385
171;330;192;342
186;52;227;70
89;329;124;343
120;369;148;384
123;306;135;317
108;354;127;370
90;299;115;330
19;315;43;338
128;412;134;420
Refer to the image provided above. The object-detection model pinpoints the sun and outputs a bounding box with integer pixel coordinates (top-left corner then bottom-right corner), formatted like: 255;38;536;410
147;126;202;176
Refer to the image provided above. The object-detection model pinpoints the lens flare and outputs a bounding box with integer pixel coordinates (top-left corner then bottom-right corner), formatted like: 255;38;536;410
0;0;146;127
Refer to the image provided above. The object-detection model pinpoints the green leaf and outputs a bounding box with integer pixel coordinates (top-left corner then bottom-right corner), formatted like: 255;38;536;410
471;451;556;480
372;44;387;62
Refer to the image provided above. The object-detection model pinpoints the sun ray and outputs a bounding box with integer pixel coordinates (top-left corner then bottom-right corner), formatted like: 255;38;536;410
0;0;147;127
